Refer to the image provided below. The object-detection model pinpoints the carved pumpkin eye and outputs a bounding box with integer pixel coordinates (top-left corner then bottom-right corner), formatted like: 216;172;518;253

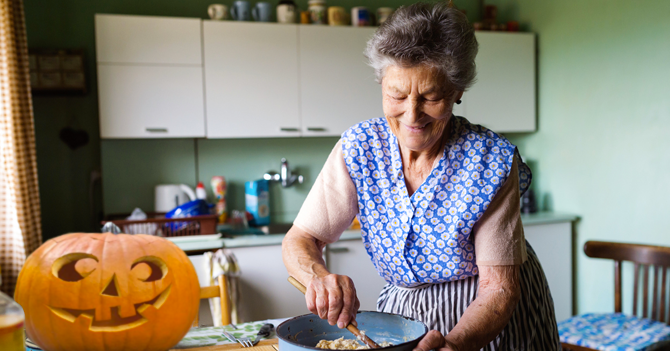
52;253;99;282
131;256;167;282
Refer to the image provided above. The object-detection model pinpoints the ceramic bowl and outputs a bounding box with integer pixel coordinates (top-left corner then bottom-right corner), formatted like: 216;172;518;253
277;311;428;351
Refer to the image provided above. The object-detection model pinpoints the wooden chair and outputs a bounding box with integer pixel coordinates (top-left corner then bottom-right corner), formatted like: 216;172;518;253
561;241;670;351
193;274;231;327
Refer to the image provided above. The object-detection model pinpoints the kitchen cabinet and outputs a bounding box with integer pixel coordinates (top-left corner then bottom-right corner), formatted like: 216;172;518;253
203;21;301;138
185;213;575;324
459;32;536;132
298;26;383;137
211;238;384;322
326;239;388;311
95;15;536;139
203;22;379;138
523;216;575;322
223;244;307;322
95;14;206;138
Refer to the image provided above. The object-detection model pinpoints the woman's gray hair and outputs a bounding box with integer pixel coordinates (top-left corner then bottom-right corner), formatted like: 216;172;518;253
365;2;478;91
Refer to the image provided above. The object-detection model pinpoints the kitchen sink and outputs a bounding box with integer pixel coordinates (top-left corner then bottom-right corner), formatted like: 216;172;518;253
259;222;294;234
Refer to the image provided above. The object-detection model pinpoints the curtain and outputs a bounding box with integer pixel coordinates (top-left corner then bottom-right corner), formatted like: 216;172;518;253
0;0;42;295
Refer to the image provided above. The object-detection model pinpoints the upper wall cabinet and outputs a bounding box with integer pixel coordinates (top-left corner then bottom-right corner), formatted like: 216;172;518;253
459;32;536;132
95;14;536;139
95;14;206;139
298;26;382;137
203;22;379;138
203;21;301;138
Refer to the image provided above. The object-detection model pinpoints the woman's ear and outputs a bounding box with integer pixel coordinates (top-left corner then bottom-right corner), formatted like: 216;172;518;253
454;91;464;102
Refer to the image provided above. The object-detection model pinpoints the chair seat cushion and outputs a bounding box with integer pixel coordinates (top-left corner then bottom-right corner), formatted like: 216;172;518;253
558;313;670;351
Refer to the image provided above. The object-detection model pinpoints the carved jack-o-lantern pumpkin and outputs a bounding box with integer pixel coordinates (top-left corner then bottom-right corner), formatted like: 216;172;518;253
15;233;200;351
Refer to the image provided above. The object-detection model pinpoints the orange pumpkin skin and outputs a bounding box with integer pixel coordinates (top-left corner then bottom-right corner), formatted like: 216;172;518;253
15;233;200;351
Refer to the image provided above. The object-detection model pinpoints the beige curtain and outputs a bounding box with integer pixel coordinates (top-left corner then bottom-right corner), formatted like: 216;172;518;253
0;0;42;295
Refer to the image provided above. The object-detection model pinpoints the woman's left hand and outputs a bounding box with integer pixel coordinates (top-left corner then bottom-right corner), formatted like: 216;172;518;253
413;330;459;351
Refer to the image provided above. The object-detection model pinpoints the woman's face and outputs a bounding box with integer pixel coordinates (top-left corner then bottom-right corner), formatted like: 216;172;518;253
382;65;463;153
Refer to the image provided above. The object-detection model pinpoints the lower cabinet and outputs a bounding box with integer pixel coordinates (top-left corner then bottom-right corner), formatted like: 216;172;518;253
523;220;574;323
325;240;388;311
188;216;574;324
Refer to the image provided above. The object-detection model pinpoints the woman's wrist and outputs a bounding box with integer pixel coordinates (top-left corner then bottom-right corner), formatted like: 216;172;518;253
443;335;462;351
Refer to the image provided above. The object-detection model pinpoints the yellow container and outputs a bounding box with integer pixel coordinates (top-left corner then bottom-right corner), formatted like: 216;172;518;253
0;291;25;351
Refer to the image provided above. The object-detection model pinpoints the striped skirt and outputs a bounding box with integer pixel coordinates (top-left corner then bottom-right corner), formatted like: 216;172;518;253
377;241;561;351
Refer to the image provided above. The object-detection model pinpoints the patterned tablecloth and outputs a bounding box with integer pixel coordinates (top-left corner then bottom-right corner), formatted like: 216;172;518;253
174;318;288;349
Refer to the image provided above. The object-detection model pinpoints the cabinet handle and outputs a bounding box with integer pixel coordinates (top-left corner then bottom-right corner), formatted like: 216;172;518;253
145;128;168;133
306;127;327;132
329;247;349;253
280;127;299;132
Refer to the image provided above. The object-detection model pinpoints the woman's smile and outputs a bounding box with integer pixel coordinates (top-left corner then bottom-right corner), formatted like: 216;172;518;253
382;65;462;153
402;121;431;133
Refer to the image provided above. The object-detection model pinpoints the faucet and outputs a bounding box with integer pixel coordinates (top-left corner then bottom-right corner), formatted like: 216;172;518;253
264;158;304;188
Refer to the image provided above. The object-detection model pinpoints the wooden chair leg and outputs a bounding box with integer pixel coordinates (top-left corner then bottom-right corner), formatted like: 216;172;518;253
193;308;200;328
218;274;231;325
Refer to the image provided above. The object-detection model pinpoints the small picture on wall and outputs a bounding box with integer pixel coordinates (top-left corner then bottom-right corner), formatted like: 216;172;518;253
29;48;86;94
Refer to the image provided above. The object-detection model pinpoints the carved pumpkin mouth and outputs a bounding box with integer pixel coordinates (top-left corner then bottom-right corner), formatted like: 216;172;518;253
48;284;172;332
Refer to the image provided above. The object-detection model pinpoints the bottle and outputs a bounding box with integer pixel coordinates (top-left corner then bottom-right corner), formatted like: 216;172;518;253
195;181;207;200
211;176;228;223
0;289;25;351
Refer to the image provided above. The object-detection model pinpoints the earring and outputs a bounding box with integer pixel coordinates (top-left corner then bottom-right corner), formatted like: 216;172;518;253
456;99;462;104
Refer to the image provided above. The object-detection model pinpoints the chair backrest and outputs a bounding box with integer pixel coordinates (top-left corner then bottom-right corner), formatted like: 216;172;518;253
584;241;670;323
194;274;231;327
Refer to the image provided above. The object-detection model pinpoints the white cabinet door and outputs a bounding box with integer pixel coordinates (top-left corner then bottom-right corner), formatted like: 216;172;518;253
327;239;388;311
95;14;202;65
228;245;308;322
204;21;301;138
97;64;205;138
299;26;383;137
462;32;536;132
523;222;573;322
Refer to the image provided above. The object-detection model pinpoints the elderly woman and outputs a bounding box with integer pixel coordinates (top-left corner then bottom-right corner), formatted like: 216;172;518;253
282;3;559;351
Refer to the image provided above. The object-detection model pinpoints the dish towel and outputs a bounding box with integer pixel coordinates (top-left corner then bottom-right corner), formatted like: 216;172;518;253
174;318;287;349
204;249;241;325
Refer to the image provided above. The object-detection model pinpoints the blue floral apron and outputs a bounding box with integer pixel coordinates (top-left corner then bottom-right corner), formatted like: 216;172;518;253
342;116;531;287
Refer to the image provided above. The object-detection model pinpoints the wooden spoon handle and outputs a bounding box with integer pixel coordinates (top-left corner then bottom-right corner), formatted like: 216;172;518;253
287;276;380;349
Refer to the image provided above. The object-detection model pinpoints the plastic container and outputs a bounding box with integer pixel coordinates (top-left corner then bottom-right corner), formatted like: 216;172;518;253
0;290;25;351
195;181;207;200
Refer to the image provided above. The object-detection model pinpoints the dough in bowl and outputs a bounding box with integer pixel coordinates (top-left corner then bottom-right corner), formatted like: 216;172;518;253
316;337;392;350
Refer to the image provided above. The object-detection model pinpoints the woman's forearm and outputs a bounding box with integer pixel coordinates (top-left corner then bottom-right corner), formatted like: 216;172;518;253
282;226;360;328
282;226;330;284
444;265;521;351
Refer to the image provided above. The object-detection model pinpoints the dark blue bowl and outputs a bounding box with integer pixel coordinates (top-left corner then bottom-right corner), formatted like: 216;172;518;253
277;311;428;351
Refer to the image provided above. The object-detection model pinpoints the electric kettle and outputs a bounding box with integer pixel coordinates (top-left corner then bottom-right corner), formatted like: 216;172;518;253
154;184;197;213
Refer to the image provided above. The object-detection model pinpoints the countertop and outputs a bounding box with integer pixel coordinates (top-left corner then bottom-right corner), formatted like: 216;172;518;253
171;211;578;253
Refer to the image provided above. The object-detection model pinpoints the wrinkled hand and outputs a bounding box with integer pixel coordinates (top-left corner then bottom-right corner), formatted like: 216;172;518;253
413;330;459;351
305;274;360;329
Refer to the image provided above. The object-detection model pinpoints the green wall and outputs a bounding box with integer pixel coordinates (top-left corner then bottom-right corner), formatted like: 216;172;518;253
25;0;670;316
495;0;670;315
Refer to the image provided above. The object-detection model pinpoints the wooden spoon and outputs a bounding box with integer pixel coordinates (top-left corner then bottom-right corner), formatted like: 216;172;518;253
288;276;381;349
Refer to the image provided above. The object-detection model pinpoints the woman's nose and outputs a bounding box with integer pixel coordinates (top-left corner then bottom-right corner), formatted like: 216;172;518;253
405;99;422;122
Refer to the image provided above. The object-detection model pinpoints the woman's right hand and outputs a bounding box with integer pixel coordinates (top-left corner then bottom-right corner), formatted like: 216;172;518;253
305;274;360;329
